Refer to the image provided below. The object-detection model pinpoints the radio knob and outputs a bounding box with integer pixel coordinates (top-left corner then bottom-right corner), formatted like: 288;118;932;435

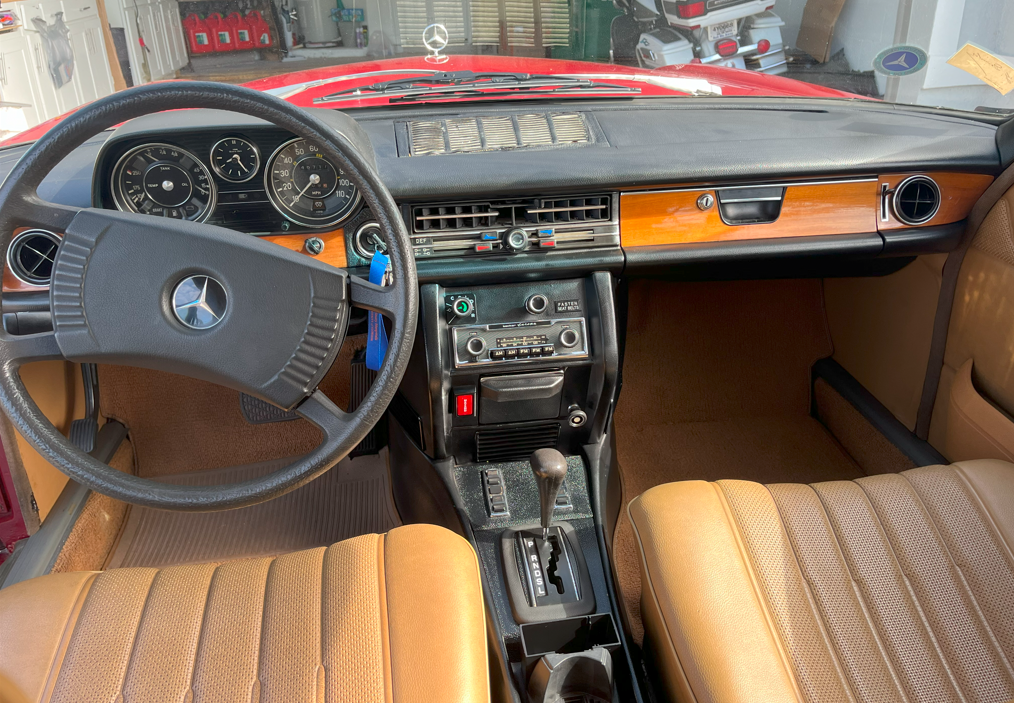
559;328;579;348
525;293;549;315
505;228;530;253
466;336;486;357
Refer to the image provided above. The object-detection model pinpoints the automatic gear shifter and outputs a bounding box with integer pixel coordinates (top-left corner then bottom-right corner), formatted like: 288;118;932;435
530;448;568;540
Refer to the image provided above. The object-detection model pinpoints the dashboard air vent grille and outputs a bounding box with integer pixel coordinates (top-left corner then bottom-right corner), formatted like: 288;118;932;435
475;423;561;462
481;116;517;149
414;203;500;232
408;120;446;156
8;230;61;286
406;112;590;156
517;113;553;146
413;194;611;233
524;196;611;225
893;176;941;226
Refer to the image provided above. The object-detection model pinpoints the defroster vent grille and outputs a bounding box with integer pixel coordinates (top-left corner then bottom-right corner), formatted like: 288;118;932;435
406;113;591;156
475;423;561;462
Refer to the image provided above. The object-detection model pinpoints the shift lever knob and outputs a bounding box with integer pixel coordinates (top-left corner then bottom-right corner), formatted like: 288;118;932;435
530;448;568;539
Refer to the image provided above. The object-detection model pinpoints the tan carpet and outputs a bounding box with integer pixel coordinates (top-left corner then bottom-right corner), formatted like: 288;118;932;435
612;279;866;644
98;335;366;478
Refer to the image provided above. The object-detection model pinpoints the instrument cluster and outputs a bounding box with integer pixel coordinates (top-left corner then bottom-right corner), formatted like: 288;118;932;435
106;132;361;231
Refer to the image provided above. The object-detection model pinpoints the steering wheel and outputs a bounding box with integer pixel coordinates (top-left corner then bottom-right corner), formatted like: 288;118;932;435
0;83;418;511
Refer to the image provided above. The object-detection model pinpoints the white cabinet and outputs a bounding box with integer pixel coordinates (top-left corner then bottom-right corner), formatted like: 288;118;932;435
0;29;44;128
104;0;186;84
0;0;117;131
69;19;114;101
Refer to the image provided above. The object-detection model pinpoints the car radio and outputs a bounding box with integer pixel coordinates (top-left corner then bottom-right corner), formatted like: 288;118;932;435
451;318;588;368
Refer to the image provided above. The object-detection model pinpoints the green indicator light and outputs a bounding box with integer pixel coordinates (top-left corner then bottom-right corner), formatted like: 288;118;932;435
456;301;469;313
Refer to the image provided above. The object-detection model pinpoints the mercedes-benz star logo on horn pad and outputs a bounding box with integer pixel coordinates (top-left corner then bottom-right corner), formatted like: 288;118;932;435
172;275;228;330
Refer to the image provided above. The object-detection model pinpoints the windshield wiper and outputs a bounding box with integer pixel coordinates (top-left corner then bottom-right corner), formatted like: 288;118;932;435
313;71;642;104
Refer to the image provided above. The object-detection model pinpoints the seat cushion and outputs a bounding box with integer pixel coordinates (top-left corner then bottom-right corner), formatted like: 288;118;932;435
628;460;1014;703
0;523;489;703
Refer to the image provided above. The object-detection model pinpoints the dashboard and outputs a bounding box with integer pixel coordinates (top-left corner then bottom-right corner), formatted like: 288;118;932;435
0;99;1009;294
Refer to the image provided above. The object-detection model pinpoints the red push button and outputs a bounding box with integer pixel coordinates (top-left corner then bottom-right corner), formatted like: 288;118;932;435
456;393;474;416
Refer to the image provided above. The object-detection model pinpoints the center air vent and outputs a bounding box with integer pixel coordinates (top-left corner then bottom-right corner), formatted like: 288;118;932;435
413;195;612;234
7;230;61;286
893;176;941;226
405;113;591;156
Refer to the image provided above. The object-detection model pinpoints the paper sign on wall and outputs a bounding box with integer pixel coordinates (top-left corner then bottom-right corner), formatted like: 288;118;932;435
947;43;1014;95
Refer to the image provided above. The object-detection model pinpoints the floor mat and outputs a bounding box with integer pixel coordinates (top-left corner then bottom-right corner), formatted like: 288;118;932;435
107;449;400;569
98;334;366;478
612;279;866;644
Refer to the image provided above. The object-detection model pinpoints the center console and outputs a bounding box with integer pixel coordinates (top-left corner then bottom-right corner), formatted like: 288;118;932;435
413;273;617;465
388;272;633;702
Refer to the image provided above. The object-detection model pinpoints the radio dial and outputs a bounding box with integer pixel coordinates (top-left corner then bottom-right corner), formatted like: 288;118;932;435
559;328;579;348
466;336;486;357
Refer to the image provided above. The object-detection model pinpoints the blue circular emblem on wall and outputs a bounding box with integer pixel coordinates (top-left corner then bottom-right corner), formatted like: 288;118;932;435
874;45;928;76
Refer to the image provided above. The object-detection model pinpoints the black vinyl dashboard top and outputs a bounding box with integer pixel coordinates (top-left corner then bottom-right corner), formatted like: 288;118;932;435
0;97;1006;282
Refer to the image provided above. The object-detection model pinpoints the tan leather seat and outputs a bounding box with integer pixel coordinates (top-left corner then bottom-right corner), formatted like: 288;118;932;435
629;460;1014;703
0;524;489;703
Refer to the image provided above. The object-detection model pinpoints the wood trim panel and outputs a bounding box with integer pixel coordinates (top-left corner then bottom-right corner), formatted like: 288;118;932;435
3;229;348;293
878;172;993;231
620;180;879;248
261;229;348;268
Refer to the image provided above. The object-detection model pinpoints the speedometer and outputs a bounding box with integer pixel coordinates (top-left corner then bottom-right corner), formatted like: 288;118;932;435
265;138;360;228
111;143;216;221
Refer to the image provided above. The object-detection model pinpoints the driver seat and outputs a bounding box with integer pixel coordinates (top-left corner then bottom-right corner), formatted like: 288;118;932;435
0;524;489;703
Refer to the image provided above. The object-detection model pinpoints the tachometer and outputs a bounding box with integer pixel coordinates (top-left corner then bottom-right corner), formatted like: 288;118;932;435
111;143;216;221
265;138;360;228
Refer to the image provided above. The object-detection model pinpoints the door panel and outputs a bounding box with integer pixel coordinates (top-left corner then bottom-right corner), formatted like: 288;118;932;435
930;186;1014;457
945;359;1014;462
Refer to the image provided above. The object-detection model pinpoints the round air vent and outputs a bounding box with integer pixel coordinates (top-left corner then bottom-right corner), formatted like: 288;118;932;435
892;175;941;226
7;230;61;286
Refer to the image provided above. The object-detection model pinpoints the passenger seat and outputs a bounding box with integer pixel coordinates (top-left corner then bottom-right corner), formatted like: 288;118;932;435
628;460;1014;703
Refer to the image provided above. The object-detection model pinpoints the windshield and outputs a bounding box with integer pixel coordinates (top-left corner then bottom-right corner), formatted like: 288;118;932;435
1;0;1012;141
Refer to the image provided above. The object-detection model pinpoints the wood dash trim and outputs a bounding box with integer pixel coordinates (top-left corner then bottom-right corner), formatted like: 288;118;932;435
261;229;348;268
620;180;878;248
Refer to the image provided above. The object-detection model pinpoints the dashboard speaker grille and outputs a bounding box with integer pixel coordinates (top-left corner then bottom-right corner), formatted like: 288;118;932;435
8;230;61;286
406;112;590;156
475;423;561;462
893;176;941;226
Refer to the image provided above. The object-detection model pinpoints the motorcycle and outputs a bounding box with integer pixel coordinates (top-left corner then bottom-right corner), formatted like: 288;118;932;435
611;0;788;75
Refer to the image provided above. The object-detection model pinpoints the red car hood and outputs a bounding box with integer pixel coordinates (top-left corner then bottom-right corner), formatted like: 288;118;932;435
1;55;862;147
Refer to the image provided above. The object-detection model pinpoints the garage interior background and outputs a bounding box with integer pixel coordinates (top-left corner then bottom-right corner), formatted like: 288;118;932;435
0;0;1013;140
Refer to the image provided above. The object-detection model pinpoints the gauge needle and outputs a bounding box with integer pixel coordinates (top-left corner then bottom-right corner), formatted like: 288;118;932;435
229;154;247;170
292;173;320;203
